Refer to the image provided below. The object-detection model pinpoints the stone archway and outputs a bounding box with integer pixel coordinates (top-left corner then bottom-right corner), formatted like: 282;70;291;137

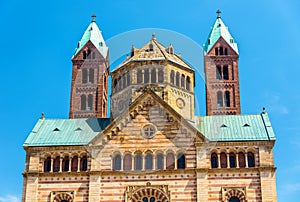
126;182;170;202
224;189;246;202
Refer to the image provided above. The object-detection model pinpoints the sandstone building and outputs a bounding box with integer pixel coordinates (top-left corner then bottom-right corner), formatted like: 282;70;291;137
22;11;277;202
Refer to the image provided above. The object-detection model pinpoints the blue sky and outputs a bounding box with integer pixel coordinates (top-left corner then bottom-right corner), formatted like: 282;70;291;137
0;0;299;201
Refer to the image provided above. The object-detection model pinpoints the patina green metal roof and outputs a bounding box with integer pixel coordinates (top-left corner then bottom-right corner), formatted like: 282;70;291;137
204;12;239;54
73;15;108;58
23;118;110;147
196;112;275;141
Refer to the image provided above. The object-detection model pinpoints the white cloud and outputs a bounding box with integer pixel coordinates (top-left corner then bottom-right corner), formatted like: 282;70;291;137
0;195;20;202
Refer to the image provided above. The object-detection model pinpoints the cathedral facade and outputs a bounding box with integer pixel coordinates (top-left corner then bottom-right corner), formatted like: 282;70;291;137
22;12;277;202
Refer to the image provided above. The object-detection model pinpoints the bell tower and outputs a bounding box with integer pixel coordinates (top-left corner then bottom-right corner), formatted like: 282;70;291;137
69;15;109;118
204;10;241;115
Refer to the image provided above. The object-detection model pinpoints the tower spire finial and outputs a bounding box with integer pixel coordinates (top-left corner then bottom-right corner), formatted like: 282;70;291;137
91;14;96;22
216;9;221;18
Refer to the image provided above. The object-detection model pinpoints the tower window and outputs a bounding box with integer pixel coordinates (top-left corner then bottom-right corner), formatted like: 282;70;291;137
53;156;61;172
113;154;121;171
229;153;236;168
215;48;219;56
225;48;228;55
82;68;88;83
87;49;91;59
217;91;223;107
158;69;164;83
87;95;93;110
166;153;175;170
80;156;88;171
104;75;107;87
216;65;222;80
219;47;224;55
89;69;94;84
62;156;70;172
83;51;87;59
123;154;132;171
144;69;149;83
211;153;218;168
223;65;229;80
137;70;143;84
175;72;180;87
170;70;175;84
81;95;86;110
186;76;191;91
181;74;185;89
156;153;163;170
151;69;156;83
177;153;186;169
224;91;230;107
149;43;154;51
220;152;227;168
135;154;142;170
145;154;153;170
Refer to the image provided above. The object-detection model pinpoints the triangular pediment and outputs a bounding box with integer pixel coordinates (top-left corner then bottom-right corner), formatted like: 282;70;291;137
72;40;106;61
206;36;239;56
88;89;205;152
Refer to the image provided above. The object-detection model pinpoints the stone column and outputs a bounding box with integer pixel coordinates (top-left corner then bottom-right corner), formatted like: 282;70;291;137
217;153;221;168
50;158;53;172
245;153;248;168
59;157;63;172
77;157;81;172
236;153;239;168
227;154;230;168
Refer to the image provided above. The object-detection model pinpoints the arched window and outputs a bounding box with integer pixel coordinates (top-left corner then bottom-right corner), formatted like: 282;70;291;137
223;65;229;80
170;70;175;84
80;156;88;171
82;68;88;83
87;49;91;59
89;68;94;83
87;94;93;110
238;152;246;168
211;153;218;168
81;95;86;110
229;153;236;168
44;157;51;172
186;76;190;91
62;156;69;172
166;153;175;170
216;65;222;80
248;152;255;167
177;153;186;169
126;72;131;86
220;152;227;168
219;47;224;55
215;48;219;56
156;153;163;170
217;91;223;107
145;154;153;170
229;196;240;202
71;156;78;172
113;154;121;170
123;154;132;171
158;69;164;83
149;43;154;51
151;69;156;83
135;154;142;170
181;74;185;88
83;51;87;59
224;48;228;55
144;69;149;83
224;91;230;107
53;156;60;172
176;72;180;87
137;70;143;84
113;79;117;92
117;77;122;91
104;76;107;87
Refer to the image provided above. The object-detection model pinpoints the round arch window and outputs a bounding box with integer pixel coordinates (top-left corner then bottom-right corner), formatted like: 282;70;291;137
142;125;156;139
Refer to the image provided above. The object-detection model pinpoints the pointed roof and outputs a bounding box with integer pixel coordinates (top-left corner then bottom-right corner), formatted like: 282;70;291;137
112;34;193;72
204;10;239;54
73;15;108;58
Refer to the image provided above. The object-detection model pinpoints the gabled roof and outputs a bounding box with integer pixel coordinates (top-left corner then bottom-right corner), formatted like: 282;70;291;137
23;118;110;147
73;16;108;58
204;14;239;54
195;112;276;141
112;35;193;72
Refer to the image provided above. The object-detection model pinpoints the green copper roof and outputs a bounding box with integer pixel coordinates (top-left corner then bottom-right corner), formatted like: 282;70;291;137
204;15;239;54
73;17;108;58
23;118;110;147
196;113;275;141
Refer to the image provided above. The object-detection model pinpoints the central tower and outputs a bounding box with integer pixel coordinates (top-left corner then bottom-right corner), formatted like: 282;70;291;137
110;34;195;121
204;10;241;115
